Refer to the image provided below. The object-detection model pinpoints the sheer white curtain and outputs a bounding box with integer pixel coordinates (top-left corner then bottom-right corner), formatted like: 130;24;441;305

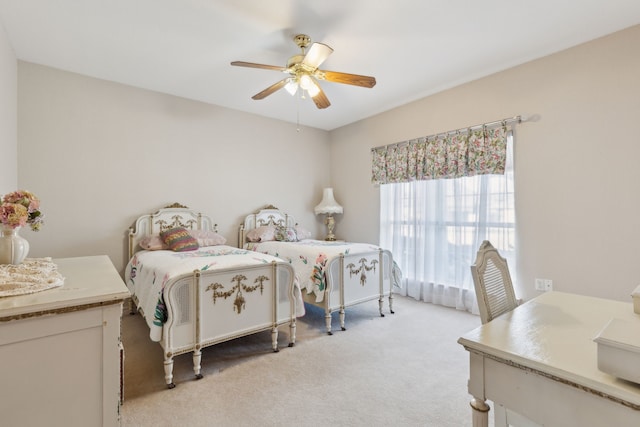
380;135;515;313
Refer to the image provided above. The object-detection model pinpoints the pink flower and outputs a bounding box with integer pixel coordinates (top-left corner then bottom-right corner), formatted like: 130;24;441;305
0;203;28;228
0;190;44;231
315;253;327;266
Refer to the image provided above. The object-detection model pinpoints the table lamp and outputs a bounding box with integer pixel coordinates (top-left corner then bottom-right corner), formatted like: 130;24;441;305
314;188;343;241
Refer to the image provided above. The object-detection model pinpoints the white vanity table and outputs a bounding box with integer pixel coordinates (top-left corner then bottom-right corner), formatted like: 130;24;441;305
458;291;640;427
0;255;130;427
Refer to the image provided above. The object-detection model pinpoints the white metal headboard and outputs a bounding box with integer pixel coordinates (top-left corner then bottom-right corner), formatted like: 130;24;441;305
238;205;296;246
128;203;216;259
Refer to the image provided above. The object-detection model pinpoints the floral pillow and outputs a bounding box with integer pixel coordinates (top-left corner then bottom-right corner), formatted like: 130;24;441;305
139;235;169;250
246;225;276;242
160;227;199;252
275;226;298;242
188;229;227;247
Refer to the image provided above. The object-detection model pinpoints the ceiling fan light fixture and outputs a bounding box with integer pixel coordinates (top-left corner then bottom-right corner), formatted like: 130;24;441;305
307;87;320;98
284;74;321;98
299;74;313;90
284;78;298;96
299;74;321;97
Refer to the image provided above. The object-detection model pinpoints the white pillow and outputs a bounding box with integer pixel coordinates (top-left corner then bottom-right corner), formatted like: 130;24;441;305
246;225;276;242
188;229;227;246
294;225;312;240
139;235;169;250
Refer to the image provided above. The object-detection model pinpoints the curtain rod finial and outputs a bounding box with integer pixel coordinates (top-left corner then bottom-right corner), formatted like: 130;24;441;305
520;113;541;123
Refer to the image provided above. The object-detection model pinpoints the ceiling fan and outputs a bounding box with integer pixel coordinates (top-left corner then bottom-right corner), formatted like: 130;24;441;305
231;34;376;109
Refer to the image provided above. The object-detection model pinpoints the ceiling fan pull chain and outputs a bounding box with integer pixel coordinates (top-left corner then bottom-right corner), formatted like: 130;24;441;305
296;90;301;132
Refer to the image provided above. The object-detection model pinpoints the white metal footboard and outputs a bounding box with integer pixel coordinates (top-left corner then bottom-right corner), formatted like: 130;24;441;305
160;261;296;388
305;248;394;334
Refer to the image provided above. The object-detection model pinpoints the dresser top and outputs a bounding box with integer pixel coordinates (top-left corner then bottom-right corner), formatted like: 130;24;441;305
0;255;130;321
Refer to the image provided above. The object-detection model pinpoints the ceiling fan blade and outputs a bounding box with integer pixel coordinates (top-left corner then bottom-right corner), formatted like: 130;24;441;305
312;86;331;109
251;79;289;100
319;70;377;88
231;61;286;72
302;42;333;69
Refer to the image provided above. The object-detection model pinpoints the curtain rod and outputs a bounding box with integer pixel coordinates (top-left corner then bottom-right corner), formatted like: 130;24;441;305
370;115;524;152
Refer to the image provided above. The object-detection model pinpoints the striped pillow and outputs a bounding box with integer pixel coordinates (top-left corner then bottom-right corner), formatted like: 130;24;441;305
160;227;199;252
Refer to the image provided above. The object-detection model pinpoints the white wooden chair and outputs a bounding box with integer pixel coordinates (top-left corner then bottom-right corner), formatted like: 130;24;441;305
470;240;518;324
471;241;540;427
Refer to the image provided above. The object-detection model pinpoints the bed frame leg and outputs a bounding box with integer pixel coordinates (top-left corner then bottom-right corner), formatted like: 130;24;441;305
288;320;296;347
193;347;203;379
325;311;333;335
339;307;346;331
389;293;395;314
164;355;175;389
128;298;137;315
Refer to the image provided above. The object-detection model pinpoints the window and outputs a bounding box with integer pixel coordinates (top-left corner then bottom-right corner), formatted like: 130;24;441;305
380;134;515;312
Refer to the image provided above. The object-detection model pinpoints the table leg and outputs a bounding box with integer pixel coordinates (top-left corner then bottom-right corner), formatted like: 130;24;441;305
470;397;490;427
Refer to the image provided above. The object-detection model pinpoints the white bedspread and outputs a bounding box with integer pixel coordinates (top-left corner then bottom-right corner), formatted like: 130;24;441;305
245;240;380;302
125;245;303;341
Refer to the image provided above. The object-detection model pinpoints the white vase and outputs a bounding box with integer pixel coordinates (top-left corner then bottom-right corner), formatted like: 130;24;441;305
0;225;30;265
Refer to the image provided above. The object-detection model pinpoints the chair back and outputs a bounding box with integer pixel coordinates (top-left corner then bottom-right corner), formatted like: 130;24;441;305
471;240;518;324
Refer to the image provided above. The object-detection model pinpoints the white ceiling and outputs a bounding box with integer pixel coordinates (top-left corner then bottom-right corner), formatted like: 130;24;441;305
0;1;639;131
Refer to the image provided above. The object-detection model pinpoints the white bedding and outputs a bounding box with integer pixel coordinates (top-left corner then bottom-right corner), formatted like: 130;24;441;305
125;245;303;341
245;239;381;302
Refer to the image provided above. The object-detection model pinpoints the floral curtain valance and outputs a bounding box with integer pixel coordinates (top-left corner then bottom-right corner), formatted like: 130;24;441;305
371;122;512;185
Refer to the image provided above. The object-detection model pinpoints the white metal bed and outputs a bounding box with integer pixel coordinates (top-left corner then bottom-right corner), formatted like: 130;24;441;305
239;205;394;335
125;204;298;388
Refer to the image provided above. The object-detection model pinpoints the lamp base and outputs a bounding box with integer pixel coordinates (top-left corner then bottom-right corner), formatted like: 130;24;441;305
323;214;337;241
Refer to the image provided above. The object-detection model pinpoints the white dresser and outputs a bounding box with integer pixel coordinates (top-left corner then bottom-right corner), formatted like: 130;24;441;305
0;255;130;427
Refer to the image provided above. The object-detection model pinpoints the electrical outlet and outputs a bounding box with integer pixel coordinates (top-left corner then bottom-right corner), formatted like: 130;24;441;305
535;278;553;292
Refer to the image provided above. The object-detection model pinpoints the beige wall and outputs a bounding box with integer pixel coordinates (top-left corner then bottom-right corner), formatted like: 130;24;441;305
0;22;16;193
330;25;640;302
13;24;640;303
17;63;330;272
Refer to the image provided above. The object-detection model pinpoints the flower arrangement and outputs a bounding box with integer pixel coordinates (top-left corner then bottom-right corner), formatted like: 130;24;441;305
0;190;44;231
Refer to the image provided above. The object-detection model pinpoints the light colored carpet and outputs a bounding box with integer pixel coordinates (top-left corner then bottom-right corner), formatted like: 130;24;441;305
120;295;485;427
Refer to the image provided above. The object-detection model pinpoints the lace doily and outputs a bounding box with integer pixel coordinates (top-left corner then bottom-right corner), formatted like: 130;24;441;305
0;257;65;297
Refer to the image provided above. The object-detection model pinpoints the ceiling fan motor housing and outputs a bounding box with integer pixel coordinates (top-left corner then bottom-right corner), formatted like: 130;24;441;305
286;54;304;68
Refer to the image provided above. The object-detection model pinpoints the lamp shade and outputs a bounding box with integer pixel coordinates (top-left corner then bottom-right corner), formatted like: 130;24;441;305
314;188;343;215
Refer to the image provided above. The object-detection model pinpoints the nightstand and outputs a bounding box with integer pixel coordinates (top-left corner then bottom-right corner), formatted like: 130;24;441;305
0;255;130;427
